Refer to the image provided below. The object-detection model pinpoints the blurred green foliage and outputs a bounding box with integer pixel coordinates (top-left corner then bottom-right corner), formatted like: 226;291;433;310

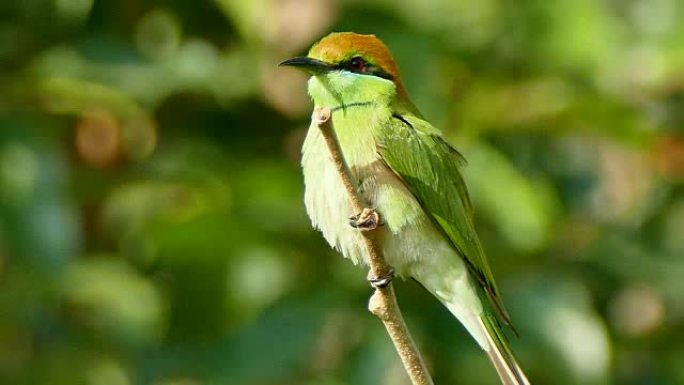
1;0;683;384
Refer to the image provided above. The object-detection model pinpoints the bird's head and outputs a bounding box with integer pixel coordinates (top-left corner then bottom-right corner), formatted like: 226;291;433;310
280;32;410;107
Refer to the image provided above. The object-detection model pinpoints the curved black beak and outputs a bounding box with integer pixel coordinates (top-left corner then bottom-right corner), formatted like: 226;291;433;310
279;57;333;74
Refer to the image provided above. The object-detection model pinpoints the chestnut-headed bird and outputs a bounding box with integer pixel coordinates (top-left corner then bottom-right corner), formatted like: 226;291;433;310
281;32;529;385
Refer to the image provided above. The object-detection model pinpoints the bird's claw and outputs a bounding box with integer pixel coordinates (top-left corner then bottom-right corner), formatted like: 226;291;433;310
368;268;395;289
349;208;382;231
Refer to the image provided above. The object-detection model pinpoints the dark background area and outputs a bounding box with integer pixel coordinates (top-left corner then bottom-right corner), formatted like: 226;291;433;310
1;0;683;384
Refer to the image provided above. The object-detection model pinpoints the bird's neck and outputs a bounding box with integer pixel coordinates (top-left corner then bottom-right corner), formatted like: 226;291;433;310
305;72;423;169
307;72;399;111
305;73;398;170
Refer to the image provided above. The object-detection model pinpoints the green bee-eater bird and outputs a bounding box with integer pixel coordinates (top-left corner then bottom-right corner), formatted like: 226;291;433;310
281;32;529;385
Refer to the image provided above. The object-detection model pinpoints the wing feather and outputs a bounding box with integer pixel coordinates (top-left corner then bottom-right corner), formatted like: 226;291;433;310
378;113;513;326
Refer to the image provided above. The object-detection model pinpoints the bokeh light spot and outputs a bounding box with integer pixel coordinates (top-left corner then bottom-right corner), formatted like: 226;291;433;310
75;109;122;167
609;286;664;337
0;142;38;205
135;9;182;60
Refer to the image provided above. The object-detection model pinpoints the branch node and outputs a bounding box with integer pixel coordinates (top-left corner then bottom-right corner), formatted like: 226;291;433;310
368;290;387;319
368;267;395;289
313;106;331;125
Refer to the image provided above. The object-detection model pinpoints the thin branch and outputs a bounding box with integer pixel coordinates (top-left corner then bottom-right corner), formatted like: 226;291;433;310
313;106;434;385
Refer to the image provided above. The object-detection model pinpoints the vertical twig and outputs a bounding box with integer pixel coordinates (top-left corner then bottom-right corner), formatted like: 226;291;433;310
314;107;434;385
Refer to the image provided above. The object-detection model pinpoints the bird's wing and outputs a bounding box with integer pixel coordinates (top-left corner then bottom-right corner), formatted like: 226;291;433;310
377;113;513;326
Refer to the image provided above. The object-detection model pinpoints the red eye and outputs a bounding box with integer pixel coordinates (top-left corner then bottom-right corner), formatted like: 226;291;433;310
350;57;366;71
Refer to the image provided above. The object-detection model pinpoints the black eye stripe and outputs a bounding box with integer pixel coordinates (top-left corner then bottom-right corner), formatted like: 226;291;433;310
336;57;394;80
372;69;394;80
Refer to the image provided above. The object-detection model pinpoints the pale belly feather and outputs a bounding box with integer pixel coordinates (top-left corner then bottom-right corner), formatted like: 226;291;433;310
301;109;453;275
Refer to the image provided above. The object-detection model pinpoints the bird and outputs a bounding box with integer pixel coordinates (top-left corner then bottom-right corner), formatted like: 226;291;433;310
280;32;530;385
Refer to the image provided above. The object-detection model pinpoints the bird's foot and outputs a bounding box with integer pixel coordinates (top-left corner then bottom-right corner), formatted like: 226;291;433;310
349;208;382;231
367;268;395;289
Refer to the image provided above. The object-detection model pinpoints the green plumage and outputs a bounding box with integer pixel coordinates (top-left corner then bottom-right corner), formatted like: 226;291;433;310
377;113;514;327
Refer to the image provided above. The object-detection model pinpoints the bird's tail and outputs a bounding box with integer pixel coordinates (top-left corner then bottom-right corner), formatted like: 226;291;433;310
411;265;529;384
479;312;530;385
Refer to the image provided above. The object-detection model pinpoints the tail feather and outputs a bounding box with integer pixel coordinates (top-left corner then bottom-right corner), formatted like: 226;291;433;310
410;263;529;384
479;314;530;385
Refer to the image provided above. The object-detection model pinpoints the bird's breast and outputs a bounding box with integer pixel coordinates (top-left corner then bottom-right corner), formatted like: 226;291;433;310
300;108;438;273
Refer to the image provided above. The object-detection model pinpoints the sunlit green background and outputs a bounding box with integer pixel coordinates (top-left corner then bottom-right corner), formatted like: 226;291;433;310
1;0;683;384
